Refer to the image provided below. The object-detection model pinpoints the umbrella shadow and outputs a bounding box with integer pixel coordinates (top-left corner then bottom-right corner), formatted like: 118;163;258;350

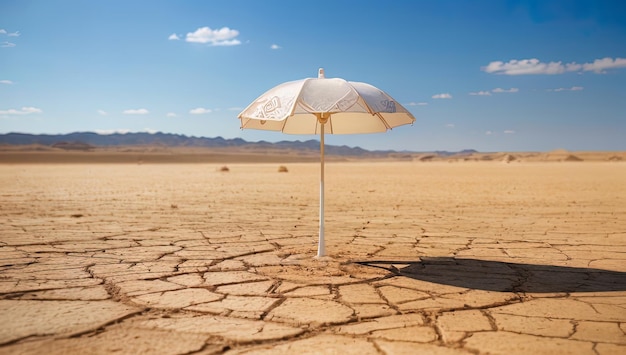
354;257;626;293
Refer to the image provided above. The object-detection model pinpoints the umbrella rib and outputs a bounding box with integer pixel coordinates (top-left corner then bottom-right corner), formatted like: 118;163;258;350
288;79;310;117
279;116;288;133
328;114;334;134
375;112;393;130
355;94;393;131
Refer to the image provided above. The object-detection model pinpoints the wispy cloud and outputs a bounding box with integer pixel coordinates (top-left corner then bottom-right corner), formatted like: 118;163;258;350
446;123;455;128
485;129;515;135
97;110;107;116
405;102;428;106
189;107;212;114
166;112;177;117
0;29;17;36
185;26;241;46
492;87;519;93
469;91;492;96
168;33;180;40
432;93;452;99
0;107;42;115
548;86;584;92
483;57;626;75
123;108;149;115
1;29;19;48
0;80;13;85
270;44;281;50
470;88;519;95
228;107;243;111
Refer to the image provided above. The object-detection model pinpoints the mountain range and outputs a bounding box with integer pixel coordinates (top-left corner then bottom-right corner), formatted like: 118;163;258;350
0;132;478;157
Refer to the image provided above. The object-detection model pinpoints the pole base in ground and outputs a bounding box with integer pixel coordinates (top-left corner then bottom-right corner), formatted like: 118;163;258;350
317;230;325;258
314;255;332;261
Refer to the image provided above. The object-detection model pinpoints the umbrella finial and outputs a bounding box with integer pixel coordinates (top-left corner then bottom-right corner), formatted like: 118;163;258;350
318;68;325;79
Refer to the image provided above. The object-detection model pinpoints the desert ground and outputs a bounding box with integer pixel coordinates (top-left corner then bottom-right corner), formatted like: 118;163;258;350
0;152;625;354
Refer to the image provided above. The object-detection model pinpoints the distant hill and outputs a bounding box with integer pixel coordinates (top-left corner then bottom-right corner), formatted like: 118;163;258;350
0;132;376;156
0;132;485;159
0;132;244;147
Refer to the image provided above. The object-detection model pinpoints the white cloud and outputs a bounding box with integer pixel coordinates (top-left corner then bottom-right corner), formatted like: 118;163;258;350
483;58;574;75
0;29;6;34
7;31;19;37
189;107;212;114
485;130;493;135
504;130;515;134
483;57;626;75
214;40;240;46
549;86;584;92
228;107;243;111
446;123;455;128
583;57;626;73
97;110;107;116
144;128;158;134
166;112;177;117
168;33;180;40
492;87;519;93
123;108;149;115
0;80;12;84
0;106;42;115
468;88;518;95
1;41;16;48
22;107;41;114
432;93;452;99
405;102;428;106
185;26;241;46
270;44;281;50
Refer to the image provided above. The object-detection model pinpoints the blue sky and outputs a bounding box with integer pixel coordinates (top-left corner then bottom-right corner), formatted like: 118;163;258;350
1;0;625;152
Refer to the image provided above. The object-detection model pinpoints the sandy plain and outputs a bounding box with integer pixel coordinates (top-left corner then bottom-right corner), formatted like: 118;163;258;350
0;155;625;354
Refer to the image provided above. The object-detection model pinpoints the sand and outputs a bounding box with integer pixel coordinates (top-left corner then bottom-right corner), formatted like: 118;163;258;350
1;160;625;354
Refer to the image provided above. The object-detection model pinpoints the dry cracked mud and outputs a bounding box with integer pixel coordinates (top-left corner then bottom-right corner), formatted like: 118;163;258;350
0;162;625;354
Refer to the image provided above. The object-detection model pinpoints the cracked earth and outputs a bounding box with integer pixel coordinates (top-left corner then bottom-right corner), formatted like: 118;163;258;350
1;162;625;354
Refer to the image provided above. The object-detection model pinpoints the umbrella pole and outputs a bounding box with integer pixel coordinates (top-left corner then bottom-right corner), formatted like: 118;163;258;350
317;122;325;257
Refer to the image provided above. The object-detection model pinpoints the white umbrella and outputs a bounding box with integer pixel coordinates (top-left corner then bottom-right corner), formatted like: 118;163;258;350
238;68;415;257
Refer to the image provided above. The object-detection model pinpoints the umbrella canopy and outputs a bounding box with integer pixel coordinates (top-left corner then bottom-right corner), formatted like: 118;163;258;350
238;68;415;257
239;69;415;134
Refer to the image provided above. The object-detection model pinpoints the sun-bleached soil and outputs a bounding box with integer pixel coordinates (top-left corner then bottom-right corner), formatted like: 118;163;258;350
1;161;625;354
